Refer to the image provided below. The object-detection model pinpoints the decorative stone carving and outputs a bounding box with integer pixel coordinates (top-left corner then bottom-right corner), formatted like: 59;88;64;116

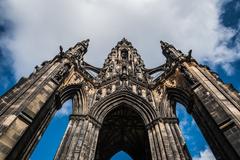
1;38;240;160
137;85;142;96
52;63;71;84
164;79;176;88
95;89;102;101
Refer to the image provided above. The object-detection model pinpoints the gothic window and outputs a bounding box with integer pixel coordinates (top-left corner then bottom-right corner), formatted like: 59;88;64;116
122;66;127;74
121;49;128;60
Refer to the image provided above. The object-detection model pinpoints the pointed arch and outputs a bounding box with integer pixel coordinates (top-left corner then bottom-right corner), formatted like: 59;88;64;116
166;87;193;113
58;84;86;114
89;90;158;125
94;104;152;160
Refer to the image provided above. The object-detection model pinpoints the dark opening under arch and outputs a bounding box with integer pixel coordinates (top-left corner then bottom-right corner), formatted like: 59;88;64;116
30;99;73;160
94;105;152;160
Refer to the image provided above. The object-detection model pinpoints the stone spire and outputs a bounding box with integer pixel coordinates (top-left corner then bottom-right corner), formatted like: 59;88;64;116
98;38;147;82
160;41;183;61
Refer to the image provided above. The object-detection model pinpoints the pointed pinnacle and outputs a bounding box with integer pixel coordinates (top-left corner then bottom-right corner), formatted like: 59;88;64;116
121;37;131;44
59;45;63;53
81;39;90;48
160;40;168;49
187;49;192;60
122;37;127;41
188;49;192;56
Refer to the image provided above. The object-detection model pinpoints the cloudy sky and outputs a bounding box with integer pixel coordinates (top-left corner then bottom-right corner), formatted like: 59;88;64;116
0;0;239;160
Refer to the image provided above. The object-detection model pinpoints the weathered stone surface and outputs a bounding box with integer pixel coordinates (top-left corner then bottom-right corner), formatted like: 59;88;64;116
0;39;239;160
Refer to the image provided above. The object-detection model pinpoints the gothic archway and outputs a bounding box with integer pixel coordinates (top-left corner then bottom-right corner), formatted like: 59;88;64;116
90;90;158;124
57;84;86;114
89;91;157;160
94;105;152;160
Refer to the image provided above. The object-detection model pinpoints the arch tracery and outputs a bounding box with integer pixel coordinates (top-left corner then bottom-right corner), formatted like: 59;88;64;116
89;90;158;125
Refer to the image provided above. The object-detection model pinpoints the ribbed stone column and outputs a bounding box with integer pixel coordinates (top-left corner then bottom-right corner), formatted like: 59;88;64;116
54;115;100;160
154;121;167;160
148;127;157;160
147;118;191;160
88;126;100;160
54;116;78;160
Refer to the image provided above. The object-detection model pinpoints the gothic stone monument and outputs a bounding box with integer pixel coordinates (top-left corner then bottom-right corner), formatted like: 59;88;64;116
0;38;240;160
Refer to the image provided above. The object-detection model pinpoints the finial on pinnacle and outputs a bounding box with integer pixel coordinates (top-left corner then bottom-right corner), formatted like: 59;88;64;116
160;41;169;49
160;40;179;60
116;37;132;47
160;41;176;50
121;37;128;42
160;40;164;44
81;39;90;48
59;45;63;53
188;49;192;57
74;39;90;53
119;37;130;44
187;49;192;60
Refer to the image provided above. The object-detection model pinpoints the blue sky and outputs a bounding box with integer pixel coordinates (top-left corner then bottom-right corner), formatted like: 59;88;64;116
0;0;240;159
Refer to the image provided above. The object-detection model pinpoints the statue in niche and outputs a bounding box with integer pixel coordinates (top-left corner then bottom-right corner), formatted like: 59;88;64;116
106;86;112;95
95;89;102;101
137;85;142;96
146;90;153;102
121;49;128;60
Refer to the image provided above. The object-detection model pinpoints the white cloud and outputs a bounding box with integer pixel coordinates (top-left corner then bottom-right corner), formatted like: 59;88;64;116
0;0;239;78
222;63;235;75
193;147;216;160
177;105;193;140
55;100;72;117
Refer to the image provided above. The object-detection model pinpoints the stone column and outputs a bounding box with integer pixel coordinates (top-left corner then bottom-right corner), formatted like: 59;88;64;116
54;115;100;160
147;118;191;160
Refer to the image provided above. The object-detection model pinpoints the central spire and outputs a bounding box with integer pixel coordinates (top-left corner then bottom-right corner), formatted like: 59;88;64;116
98;38;147;82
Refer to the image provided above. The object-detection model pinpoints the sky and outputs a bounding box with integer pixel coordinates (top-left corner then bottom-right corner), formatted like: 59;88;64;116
0;0;239;159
